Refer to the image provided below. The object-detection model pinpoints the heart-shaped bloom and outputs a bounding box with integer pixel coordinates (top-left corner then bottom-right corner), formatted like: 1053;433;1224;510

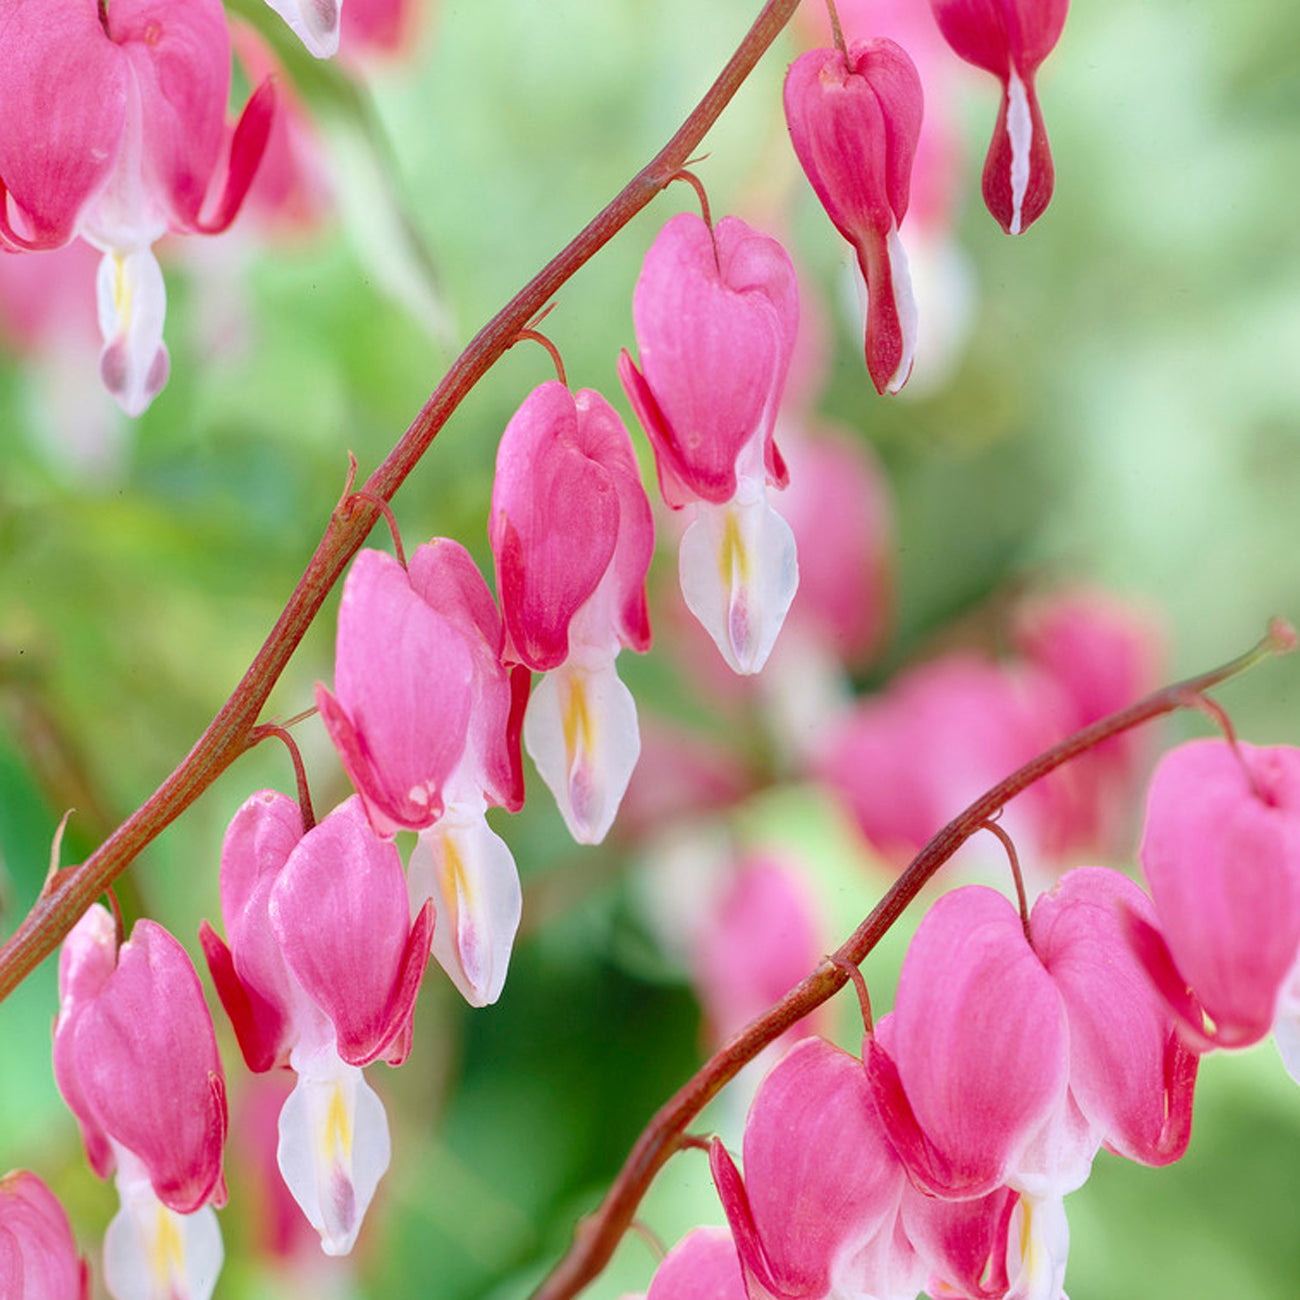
1126;739;1300;1061
643;1227;747;1300
928;0;1069;234
317;541;526;839
54;907;228;1300
0;1171;89;1300
201;791;434;1254
711;1036;922;1300
620;212;800;675
491;380;653;844
0;0;274;414
784;39;923;394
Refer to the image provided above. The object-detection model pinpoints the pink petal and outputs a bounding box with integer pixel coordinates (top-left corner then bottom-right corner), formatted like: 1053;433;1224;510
874;887;1068;1198
70;921;228;1214
1138;740;1300;1047
646;1227;747;1300
271;796;430;1065
0;1171;88;1300
0;0;128;249
900;1180;1016;1300
1031;867;1198;1166
928;0;1069;79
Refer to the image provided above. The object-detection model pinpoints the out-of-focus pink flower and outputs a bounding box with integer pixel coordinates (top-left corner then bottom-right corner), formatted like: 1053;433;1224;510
0;0;274;414
1127;740;1300;1063
711;1036;922;1300
928;0;1069;234
201;791;433;1254
620;212;800;675
784;39;923;394
341;0;423;58
54;906;227;1300
0;1170;89;1300
491;380;653;844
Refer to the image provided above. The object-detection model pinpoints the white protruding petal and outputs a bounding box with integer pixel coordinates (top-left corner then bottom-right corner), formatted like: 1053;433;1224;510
277;1044;391;1256
523;657;641;846
103;1157;223;1300
1005;69;1034;237
409;807;522;1006
95;247;170;417
264;0;341;57
679;486;798;676
883;228;918;395
1006;1193;1070;1300
1271;963;1300;1085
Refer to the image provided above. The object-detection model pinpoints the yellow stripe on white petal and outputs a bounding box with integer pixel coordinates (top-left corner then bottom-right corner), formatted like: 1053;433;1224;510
277;1045;391;1256
102;1157;223;1300
409;808;522;1006
1006;1193;1070;1300
524;657;641;846
679;486;799;676
94;247;170;418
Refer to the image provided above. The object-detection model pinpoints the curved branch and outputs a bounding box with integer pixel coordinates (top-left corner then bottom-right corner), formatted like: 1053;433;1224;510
0;0;805;1003
528;619;1295;1300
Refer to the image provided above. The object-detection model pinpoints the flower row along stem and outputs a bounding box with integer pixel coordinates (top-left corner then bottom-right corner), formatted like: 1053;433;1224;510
0;0;805;1005
528;619;1295;1300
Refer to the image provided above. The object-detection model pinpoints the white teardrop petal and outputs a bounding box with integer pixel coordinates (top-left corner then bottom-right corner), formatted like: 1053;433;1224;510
95;247;170;418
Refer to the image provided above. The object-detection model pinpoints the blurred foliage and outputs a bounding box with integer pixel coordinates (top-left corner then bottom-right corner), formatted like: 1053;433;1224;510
2;0;1300;1297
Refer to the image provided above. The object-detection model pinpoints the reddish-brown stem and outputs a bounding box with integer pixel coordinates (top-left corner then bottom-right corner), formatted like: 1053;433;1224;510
824;0;847;56
346;489;407;569
528;620;1293;1300
827;952;873;1034
672;169;714;231
1174;688;1268;803
0;0;806;1004
512;328;568;387
980;818;1030;940
246;724;316;832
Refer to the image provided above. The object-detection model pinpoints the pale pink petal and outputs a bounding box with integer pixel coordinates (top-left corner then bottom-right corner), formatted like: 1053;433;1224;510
523;656;641;845
409;806;522;1007
899;1179;1016;1300
0;1171;87;1300
646;1227;747;1300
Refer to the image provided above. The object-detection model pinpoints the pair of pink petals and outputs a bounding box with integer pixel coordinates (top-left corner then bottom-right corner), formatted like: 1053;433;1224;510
0;1171;89;1300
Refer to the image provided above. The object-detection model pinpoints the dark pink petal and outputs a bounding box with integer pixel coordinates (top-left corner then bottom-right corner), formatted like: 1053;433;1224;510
715;1037;906;1298
199;921;290;1075
271;796;430;1066
0;0;128;249
981;70;1054;235
876;887;1068;1198
929;0;1069;78
71;921;228;1214
0;1170;88;1300
1032;867;1198;1166
646;1227;747;1300
624;213;797;505
191;77;278;235
320;547;476;835
899;1179;1016;1300
1138;740;1300;1048
491;381;620;671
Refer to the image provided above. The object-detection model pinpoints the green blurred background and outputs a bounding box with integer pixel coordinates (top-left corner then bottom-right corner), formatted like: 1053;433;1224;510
2;0;1300;1296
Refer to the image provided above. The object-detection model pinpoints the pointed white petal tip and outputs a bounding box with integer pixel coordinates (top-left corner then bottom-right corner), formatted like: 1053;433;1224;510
883;228;918;395
679;492;798;675
95;248;170;417
103;1181;224;1300
523;658;641;845
1005;69;1033;237
266;0;342;58
409;811;522;1006
1006;1193;1070;1300
277;1051;391;1256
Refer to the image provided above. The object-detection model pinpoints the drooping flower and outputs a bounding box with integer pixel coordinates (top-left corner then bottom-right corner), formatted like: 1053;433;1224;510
200;791;433;1254
54;906;228;1300
642;1226;748;1300
784;38;923;394
620;212;800;675
928;0;1070;234
0;1170;89;1300
1125;739;1300;1065
0;0;274;414
490;379;653;844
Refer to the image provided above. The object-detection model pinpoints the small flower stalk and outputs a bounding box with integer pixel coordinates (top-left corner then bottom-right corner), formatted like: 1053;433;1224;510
928;0;1070;234
620;211;800;675
201;791;433;1254
784;38;923;394
54;907;228;1300
491;379;654;845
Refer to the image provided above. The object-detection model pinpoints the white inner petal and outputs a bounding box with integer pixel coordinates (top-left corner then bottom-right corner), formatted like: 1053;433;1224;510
1006;69;1034;237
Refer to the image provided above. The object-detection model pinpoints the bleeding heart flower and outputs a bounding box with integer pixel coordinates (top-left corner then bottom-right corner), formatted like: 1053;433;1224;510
0;0;274;414
784;38;923;394
620;212;800;675
928;0;1069;234
0;1171;89;1300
